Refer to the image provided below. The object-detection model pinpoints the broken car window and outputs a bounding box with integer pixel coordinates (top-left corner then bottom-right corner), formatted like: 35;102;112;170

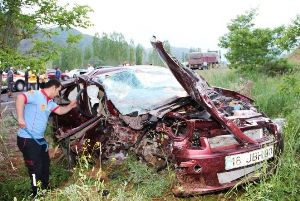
97;66;188;115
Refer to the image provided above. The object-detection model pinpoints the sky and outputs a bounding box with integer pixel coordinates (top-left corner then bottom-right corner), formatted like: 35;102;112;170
61;0;300;50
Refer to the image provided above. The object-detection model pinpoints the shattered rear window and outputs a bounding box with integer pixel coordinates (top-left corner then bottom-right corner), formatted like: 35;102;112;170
97;66;188;115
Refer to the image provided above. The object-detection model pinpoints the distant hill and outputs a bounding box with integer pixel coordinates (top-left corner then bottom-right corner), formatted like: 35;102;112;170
19;28;93;52
49;28;93;49
18;28;190;61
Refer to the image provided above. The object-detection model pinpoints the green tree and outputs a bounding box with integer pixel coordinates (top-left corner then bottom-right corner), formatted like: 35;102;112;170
0;0;91;65
97;32;130;66
0;0;91;115
148;40;171;66
60;46;82;71
84;46;92;65
92;33;101;65
219;9;300;74
60;34;83;71
129;40;135;65
136;44;144;65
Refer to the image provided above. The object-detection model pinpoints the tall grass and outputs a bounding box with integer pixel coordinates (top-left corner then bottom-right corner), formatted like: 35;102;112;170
42;154;174;201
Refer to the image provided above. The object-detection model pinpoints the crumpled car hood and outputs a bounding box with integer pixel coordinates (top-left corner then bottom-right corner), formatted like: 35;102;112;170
151;38;258;144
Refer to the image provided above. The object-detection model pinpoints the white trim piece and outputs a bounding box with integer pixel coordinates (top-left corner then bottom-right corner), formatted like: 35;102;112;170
32;174;36;186
218;164;262;184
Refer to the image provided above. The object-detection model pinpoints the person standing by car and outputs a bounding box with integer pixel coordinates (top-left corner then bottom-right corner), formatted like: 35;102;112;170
36;70;40;90
25;66;30;91
16;79;77;197
28;69;37;90
55;67;61;80
203;61;208;70
7;67;14;97
39;71;47;89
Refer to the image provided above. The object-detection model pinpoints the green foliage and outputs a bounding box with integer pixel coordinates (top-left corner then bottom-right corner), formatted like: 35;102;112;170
126;158;172;198
0;0;92;70
148;40;171;66
198;68;240;89
60;46;83;71
107;155;173;200
90;32;145;66
135;44;144;65
66;34;83;45
279;74;300;97
84;46;92;65
128;40;135;65
0;48;43;70
0;163;70;201
219;9;300;75
0;176;31;201
262;58;294;76
50;163;72;188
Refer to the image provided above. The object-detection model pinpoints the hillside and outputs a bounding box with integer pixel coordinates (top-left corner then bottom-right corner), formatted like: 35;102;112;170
18;28;190;61
18;28;93;53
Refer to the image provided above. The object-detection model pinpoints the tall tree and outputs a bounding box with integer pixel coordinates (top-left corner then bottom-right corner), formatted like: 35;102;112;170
136;44;144;65
129;40;135;65
58;34;83;71
92;32;101;65
84;46;92;65
0;0;91;115
148;40;171;66
219;9;300;74
0;0;91;67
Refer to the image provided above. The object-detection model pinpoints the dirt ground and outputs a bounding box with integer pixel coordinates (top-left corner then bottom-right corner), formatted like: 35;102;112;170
0;114;24;182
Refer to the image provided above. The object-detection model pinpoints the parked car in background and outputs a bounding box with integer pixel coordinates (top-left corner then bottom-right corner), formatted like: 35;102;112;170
1;69;26;91
51;39;283;196
47;69;70;81
66;68;88;78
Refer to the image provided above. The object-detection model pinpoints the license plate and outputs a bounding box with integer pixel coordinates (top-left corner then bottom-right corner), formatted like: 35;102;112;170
225;145;274;170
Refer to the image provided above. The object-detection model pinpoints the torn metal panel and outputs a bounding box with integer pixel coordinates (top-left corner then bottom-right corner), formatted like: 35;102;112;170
151;39;257;145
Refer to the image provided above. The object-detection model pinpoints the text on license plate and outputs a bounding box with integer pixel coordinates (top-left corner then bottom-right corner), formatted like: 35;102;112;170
225;145;274;170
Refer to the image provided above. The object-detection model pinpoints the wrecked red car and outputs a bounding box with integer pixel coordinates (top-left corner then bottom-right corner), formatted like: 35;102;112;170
52;38;283;196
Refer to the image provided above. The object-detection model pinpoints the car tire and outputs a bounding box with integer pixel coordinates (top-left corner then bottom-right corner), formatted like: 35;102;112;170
15;80;25;91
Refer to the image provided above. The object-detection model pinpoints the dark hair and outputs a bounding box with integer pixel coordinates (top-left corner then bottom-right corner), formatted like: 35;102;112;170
44;79;62;89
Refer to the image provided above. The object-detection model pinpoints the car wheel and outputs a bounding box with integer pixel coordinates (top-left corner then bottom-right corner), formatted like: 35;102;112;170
15;80;25;91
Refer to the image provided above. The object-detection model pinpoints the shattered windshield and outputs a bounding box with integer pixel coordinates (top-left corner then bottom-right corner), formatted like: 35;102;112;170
97;66;188;115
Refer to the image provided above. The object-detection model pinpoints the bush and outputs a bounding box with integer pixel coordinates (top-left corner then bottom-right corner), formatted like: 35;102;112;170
262;58;294;76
